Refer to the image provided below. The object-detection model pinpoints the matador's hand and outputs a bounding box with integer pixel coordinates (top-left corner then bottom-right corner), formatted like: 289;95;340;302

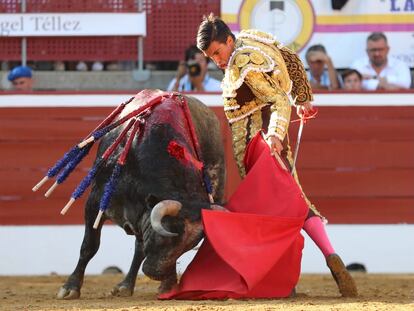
266;135;283;156
296;101;314;118
210;204;229;212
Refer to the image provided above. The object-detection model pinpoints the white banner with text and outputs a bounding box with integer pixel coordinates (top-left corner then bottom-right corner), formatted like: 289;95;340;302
0;13;146;37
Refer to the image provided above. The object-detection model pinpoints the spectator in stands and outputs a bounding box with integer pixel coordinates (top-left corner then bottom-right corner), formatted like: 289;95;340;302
92;61;104;71
7;65;33;91
342;69;363;91
76;61;88;71
106;62;121;71
351;32;411;90
54;61;66;71
167;45;221;92
305;44;341;90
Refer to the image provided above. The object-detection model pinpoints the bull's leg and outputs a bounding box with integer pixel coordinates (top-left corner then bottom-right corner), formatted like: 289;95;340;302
57;198;105;300
143;258;178;294
158;271;178;294
111;237;145;297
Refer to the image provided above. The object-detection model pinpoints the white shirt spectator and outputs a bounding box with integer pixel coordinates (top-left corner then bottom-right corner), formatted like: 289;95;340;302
351;57;411;90
76;61;88;71
92;61;104;71
307;70;343;90
167;74;221;92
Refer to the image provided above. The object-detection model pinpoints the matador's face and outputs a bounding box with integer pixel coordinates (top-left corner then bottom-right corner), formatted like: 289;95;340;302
203;35;235;70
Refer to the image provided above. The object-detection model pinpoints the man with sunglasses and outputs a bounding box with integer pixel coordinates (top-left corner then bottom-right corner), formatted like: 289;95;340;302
351;32;411;90
7;65;33;91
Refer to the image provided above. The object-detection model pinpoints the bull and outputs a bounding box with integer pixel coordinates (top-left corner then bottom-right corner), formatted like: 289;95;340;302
48;90;225;299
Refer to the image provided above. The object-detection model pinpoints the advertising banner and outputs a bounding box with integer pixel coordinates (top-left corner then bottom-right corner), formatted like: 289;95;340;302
221;0;414;67
0;13;146;37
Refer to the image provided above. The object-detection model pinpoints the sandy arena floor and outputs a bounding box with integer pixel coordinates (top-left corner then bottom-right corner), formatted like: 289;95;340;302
1;273;413;311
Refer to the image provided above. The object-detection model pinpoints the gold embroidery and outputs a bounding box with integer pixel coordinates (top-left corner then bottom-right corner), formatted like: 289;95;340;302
223;98;240;111
235;54;250;67
229;65;240;83
221;46;274;97
230;118;248;178
250;52;264;65
249;110;263;141
279;46;313;104
224;99;266;123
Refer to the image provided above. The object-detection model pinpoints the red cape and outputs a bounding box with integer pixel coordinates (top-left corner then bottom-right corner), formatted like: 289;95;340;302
160;133;308;299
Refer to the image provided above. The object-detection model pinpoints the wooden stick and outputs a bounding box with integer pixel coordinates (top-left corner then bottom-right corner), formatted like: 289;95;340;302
78;136;95;148
93;210;104;229
44;181;58;198
273;152;289;172
61;197;75;215
32;176;49;192
261;131;289;172
208;193;214;204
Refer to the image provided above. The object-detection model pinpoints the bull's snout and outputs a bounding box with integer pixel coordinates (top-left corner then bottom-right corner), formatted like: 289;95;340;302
142;257;176;280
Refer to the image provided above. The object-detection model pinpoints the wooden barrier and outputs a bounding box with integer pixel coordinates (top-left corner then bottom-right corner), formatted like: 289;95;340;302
0;93;413;224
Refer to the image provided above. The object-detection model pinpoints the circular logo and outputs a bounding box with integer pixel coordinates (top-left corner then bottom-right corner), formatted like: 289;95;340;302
239;0;315;51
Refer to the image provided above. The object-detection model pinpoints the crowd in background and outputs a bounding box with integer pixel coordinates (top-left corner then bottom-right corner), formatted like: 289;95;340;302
305;32;412;91
166;31;412;93
4;32;413;92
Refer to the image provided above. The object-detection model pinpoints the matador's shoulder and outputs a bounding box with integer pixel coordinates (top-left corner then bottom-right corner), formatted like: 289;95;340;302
279;46;314;103
237;29;283;46
222;32;278;97
239;29;313;103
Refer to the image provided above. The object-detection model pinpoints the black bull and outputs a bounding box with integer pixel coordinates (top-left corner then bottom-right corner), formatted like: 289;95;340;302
57;92;225;299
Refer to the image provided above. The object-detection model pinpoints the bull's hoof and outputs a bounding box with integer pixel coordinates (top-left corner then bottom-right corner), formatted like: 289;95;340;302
327;253;358;297
158;275;177;294
57;287;80;300
111;285;133;297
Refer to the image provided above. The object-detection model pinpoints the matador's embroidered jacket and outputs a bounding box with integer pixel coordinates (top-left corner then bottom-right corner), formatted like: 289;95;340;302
221;29;313;178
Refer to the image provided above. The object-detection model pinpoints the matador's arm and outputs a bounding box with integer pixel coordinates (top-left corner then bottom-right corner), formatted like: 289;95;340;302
244;71;291;142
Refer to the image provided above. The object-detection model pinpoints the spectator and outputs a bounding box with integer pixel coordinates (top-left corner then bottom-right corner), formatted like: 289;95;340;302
54;61;66;71
167;45;221;92
7;65;33;91
351;32;411;90
76;61;88;71
342;69;363;91
91;61;104;71
305;44;341;90
106;62;121;71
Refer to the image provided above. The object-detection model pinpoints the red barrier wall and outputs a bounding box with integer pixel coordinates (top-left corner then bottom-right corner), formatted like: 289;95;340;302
0;93;413;225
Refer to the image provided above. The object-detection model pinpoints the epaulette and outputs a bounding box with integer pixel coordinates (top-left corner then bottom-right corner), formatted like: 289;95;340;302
237;29;280;46
222;46;276;97
238;29;313;103
279;46;314;104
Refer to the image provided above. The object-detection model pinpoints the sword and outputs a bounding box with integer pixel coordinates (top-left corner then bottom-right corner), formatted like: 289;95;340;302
261;131;289;172
291;118;304;176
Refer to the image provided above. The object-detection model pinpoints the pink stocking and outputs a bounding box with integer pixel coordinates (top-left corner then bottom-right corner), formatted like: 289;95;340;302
303;216;335;258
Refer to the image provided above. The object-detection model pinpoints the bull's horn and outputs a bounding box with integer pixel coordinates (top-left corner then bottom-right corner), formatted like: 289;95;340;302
150;200;182;237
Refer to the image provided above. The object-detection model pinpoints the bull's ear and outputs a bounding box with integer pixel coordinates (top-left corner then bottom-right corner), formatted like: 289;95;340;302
145;194;160;209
